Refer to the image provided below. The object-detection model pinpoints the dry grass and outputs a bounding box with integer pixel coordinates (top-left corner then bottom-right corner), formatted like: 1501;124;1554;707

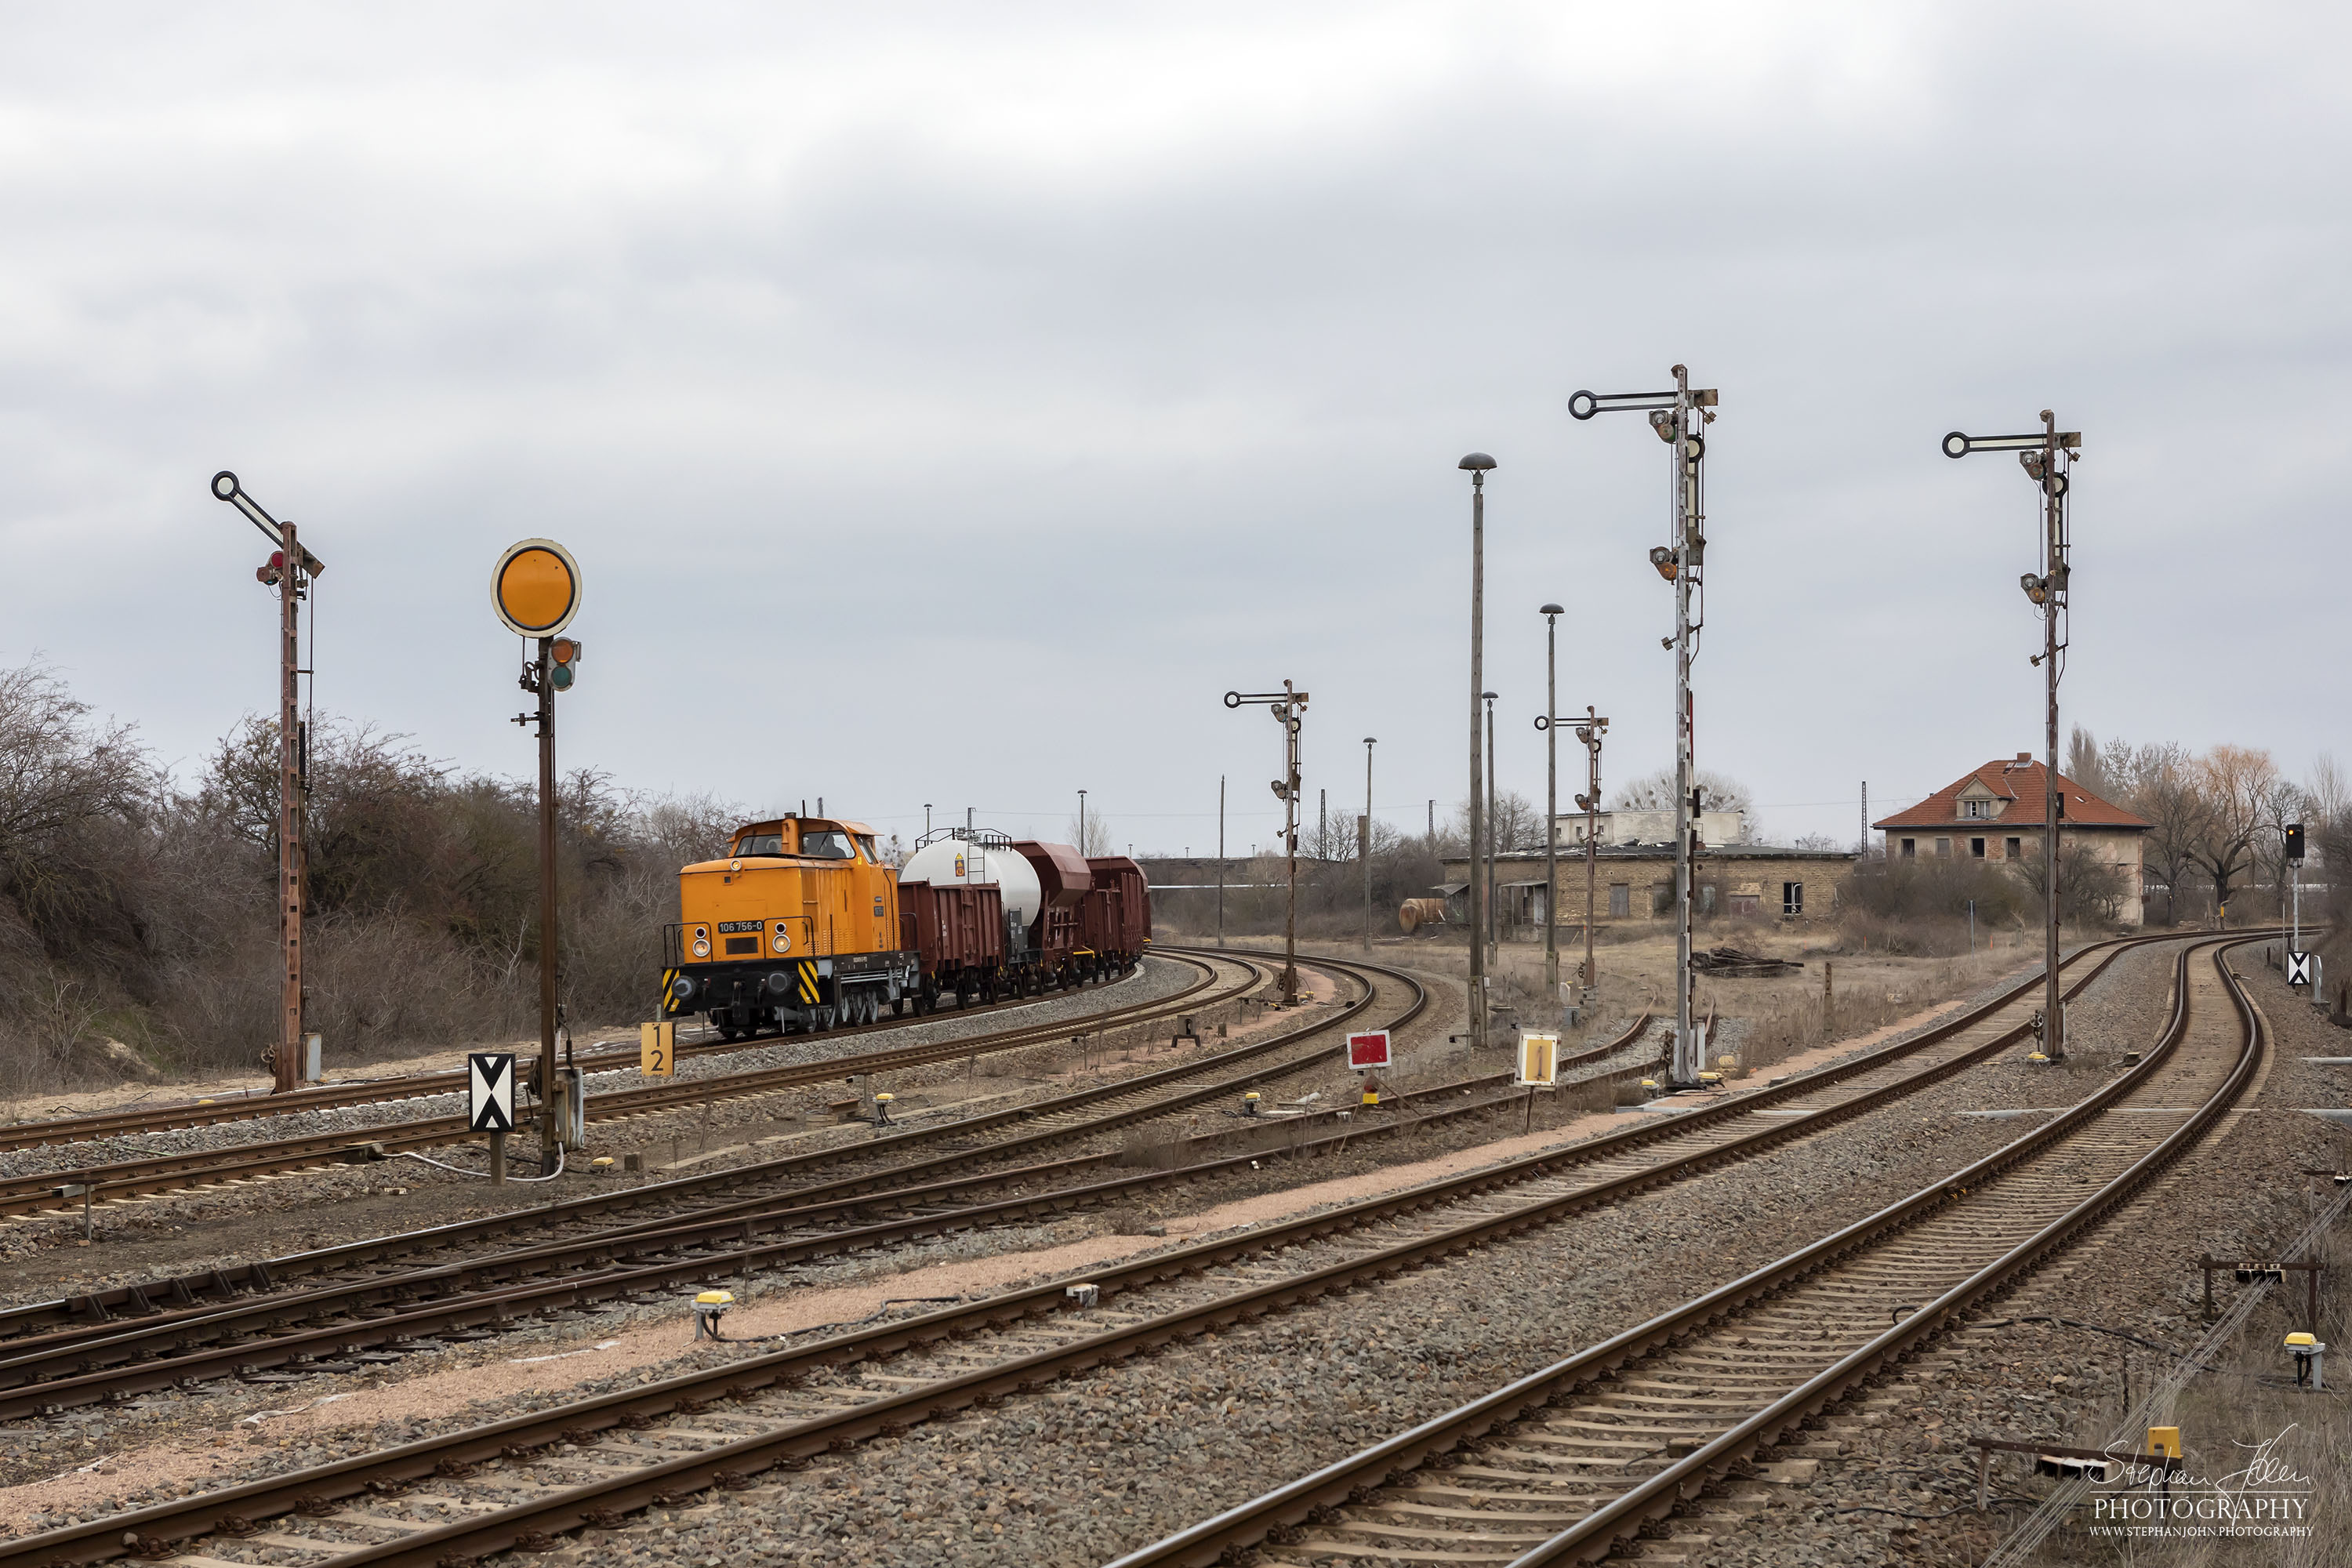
2024;1226;2349;1567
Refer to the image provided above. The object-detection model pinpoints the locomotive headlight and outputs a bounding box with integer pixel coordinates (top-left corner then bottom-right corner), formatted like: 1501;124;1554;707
691;924;711;959
771;923;792;954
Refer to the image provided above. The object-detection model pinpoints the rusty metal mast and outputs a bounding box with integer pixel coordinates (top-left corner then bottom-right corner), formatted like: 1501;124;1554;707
212;473;322;1094
1942;414;2078;1058
1569;371;1717;1083
1225;682;1308;1004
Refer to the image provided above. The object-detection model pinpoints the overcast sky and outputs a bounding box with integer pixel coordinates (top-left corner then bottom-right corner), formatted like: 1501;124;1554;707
3;4;2343;856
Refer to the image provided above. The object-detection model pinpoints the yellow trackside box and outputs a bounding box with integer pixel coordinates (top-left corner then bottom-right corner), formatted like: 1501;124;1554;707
659;816;916;1041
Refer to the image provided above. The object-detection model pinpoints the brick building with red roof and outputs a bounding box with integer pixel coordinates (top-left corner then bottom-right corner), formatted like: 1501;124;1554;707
1873;754;2151;924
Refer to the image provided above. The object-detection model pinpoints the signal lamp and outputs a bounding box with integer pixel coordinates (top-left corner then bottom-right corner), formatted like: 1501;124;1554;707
549;637;582;691
691;924;710;959
2020;573;2049;605
1649;546;1679;582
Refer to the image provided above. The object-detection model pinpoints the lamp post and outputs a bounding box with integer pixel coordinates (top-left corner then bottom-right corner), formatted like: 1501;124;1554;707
1941;412;2080;1059
1078;789;1087;855
1569;369;1717;1086
1460;452;1495;1051
1537;604;1563;1007
1483;690;1500;965
1225;682;1309;1004
1362;737;1376;951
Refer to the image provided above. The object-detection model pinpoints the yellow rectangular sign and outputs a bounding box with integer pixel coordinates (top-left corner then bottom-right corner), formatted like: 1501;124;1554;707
1515;1030;1559;1087
641;1020;677;1078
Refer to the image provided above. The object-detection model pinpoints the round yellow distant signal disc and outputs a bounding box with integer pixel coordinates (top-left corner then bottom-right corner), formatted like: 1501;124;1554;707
492;539;582;637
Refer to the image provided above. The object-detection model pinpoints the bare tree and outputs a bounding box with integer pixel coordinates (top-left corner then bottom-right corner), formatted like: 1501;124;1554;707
2065;725;2114;800
1611;768;1756;840
1065;813;1112;858
2124;744;2201;925
2190;745;2279;921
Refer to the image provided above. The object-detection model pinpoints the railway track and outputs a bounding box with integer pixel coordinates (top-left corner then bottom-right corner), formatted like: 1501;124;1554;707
1115;935;2270;1567
0;934;2222;1566
0;963;1467;1417
0;951;1252;1222
0;957;1181;1156
0;952;1394;1344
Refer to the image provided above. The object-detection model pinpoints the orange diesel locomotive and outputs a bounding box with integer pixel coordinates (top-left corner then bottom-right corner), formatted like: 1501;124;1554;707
660;815;1149;1040
659;816;915;1040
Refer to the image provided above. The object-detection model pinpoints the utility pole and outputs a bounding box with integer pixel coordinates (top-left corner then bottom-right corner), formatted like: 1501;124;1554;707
1078;789;1087;855
1483;690;1500;963
212;473;324;1094
1539;607;1563;1007
1860;781;1867;855
1226;682;1308;1004
494;539;585;1157
1217;775;1226;948
1362;738;1377;950
1570;369;1717;1084
1460;453;1496;1051
1943;414;2079;1059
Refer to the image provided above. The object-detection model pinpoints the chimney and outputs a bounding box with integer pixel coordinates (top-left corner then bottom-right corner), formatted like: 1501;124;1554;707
2015;752;2030;764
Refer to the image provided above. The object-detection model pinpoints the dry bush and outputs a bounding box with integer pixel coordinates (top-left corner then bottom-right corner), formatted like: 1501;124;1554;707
1735;975;1951;1076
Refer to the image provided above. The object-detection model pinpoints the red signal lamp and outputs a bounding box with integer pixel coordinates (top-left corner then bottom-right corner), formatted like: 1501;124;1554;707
255;549;285;586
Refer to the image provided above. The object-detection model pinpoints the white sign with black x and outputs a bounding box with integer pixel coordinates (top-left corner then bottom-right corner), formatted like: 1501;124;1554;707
469;1051;517;1133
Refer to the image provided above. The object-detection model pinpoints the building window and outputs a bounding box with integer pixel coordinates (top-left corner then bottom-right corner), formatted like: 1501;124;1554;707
1730;893;1759;916
1782;882;1803;916
1936;838;1951;857
1901;838;1916;858
1962;798;1987;820
1608;883;1630;918
1971;837;1986;858
2005;837;2022;860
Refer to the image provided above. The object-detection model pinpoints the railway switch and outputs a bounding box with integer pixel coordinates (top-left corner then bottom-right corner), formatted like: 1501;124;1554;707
692;1290;733;1341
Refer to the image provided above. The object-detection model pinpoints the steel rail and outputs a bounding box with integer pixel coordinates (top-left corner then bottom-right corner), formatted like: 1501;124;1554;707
0;956;1185;1155
0;953;1245;1220
0;996;1633;1403
0;937;2208;1565
0;953;1343;1336
1111;935;2264;1568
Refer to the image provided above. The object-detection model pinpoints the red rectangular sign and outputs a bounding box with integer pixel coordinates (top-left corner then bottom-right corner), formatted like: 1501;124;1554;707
1346;1030;1392;1070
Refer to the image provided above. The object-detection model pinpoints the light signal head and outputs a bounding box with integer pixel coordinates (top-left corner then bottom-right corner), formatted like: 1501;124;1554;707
548;637;581;691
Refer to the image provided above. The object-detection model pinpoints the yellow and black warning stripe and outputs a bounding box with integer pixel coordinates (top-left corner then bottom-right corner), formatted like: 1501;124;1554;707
660;968;681;1015
796;960;821;1004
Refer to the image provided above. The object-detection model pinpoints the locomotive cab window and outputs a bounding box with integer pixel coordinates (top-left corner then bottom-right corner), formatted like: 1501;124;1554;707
800;830;855;859
855;834;878;862
733;833;785;858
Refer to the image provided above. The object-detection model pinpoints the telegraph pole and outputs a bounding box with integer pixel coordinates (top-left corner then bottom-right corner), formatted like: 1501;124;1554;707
1460;453;1496;1051
1539;608;1562;1004
1362;737;1376;950
1570;370;1717;1084
1217;775;1226;948
1226;683;1308;1004
1943;414;2079;1058
212;473;324;1094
